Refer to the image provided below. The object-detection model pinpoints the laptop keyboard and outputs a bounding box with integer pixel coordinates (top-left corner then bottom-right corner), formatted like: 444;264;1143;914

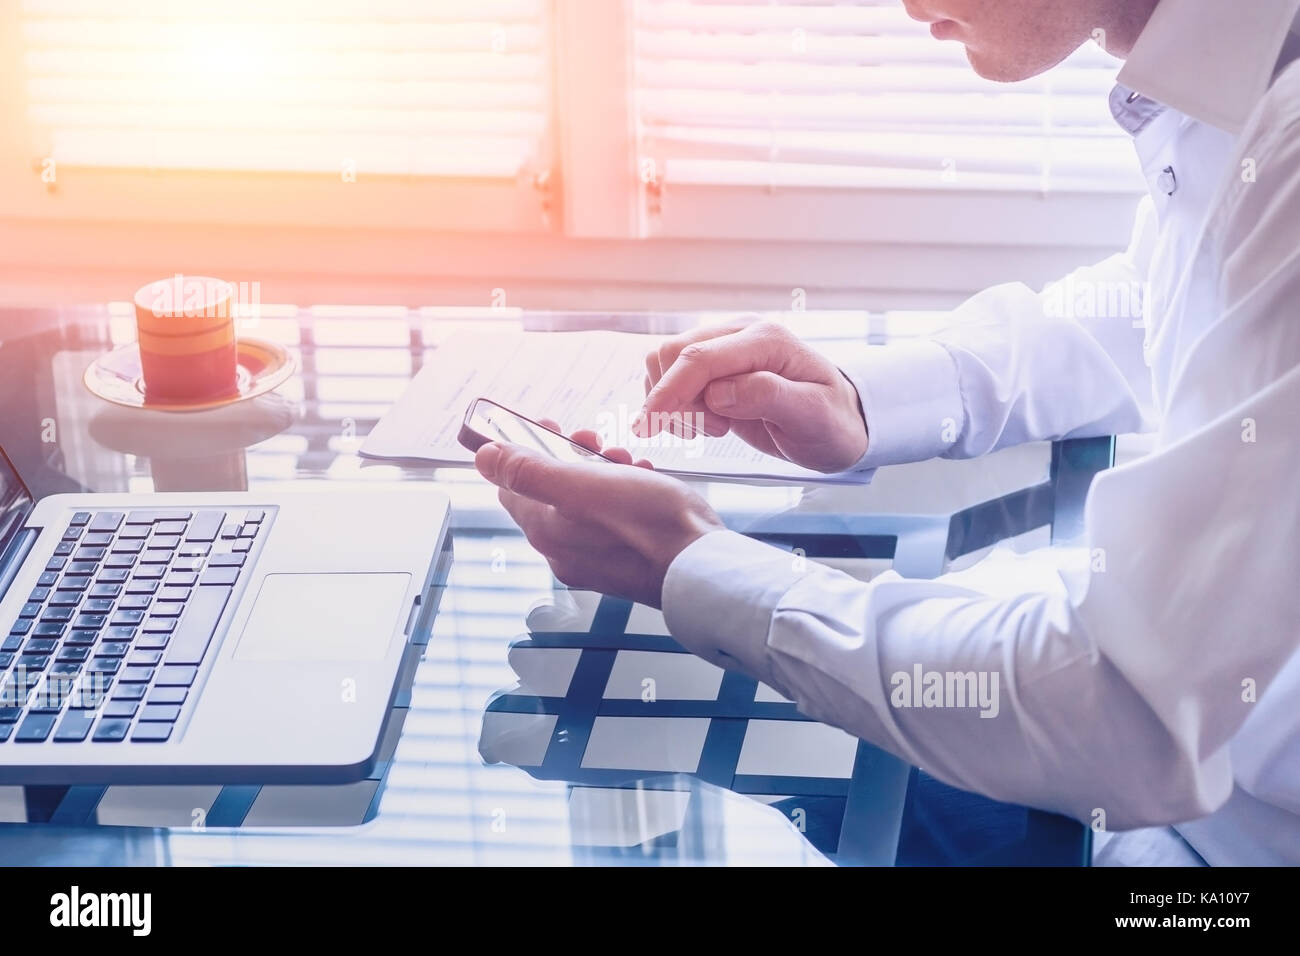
0;508;265;746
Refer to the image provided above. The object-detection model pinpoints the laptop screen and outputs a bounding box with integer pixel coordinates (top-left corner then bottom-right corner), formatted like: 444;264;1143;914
0;446;35;556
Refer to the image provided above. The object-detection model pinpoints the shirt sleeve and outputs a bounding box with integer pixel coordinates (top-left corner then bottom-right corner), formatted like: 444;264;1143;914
664;104;1300;829
839;200;1160;470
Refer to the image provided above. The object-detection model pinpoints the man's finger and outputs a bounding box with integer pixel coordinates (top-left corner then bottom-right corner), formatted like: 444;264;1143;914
569;428;603;452
637;323;790;435
704;371;821;431
652;323;747;387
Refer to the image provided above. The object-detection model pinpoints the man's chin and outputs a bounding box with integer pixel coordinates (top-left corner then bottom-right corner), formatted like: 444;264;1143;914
964;48;1038;83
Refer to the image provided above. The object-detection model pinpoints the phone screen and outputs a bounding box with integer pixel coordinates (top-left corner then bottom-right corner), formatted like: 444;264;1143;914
461;398;611;465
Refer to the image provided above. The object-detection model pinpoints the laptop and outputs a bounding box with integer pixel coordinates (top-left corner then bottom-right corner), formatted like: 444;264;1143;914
0;444;451;784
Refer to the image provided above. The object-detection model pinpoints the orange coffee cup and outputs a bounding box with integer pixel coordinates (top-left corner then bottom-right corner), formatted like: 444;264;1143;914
133;275;239;402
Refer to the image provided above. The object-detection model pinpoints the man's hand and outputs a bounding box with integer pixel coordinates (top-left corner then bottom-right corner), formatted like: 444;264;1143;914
474;425;725;608
637;321;870;473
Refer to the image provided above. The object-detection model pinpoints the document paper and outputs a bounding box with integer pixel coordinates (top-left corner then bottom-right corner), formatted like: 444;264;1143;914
359;330;870;484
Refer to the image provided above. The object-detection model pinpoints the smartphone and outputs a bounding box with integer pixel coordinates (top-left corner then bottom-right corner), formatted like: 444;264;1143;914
458;397;616;464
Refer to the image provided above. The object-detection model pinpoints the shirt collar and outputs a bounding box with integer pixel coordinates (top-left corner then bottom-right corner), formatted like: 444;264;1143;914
1116;0;1300;134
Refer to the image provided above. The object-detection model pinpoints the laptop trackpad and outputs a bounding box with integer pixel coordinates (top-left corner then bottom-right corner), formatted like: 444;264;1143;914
233;573;412;662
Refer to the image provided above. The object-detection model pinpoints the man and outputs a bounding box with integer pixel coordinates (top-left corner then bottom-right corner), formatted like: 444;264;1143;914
475;0;1300;865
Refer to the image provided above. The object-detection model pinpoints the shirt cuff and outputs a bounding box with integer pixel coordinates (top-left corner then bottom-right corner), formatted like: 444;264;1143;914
661;529;808;685
837;340;965;468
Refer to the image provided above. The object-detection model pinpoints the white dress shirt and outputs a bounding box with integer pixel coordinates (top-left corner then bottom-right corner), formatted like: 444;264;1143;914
662;0;1300;865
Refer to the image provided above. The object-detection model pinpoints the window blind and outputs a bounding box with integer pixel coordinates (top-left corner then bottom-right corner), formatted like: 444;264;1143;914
19;0;550;177
634;0;1144;193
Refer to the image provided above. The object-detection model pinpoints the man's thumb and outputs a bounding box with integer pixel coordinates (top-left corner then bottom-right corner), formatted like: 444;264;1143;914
475;442;594;506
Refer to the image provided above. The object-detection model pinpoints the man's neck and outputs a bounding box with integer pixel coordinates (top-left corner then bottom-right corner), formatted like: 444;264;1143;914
1098;0;1161;58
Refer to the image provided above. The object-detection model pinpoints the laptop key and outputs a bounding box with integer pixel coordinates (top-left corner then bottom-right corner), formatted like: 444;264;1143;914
83;599;114;615
127;509;193;525
66;561;96;575
48;590;82;606
19;602;41;618
166;572;198;587
132;722;172;742
45;557;66;572
97;569;130;583
119;666;154;684
89;583;122;599
18;655;48;672
149;604;183;619
112;684;147;701
208;554;245;568
53;710;95;742
142;616;176;633
110;538;144;553
129;650;162;666
92;718;131;742
87;659;120;675
0;652;12;669
126;579;159;594
139;704;180;722
88;512;125;533
57;646;89;664
65;629;98;645
157;664;198;686
73;546;105;562
97;642;131;658
233;539;252;553
41;607;74;624
132;565;164;580
149;535;181;551
2;634;24;652
102;700;138;719
72;613;106;630
15;713;57;742
220;524;239;540
185;511;224;543
61;527;83;541
111;610;145;626
148;687;186;705
82;532;114;547
243;508;266;524
51;658;84;674
0;707;22;722
118;525;150;540
33;622;66;637
53;542;74;557
23;638;57;655
37;571;59;587
200;567;239;587
119;595;151;611
140;550;173;565
70;512;91;526
135;633;170;650
156;586;190;602
6;622;31;640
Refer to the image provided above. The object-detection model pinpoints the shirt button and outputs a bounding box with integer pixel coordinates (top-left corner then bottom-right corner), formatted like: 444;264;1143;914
1157;166;1178;195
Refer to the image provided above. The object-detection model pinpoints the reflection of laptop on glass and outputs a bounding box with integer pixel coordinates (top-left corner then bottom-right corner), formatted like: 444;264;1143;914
0;444;450;784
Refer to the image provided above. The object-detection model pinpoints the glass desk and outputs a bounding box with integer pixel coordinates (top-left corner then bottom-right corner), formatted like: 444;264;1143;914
0;304;1105;866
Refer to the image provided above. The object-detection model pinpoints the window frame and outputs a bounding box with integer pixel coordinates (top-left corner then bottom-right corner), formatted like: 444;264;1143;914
0;0;1144;309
